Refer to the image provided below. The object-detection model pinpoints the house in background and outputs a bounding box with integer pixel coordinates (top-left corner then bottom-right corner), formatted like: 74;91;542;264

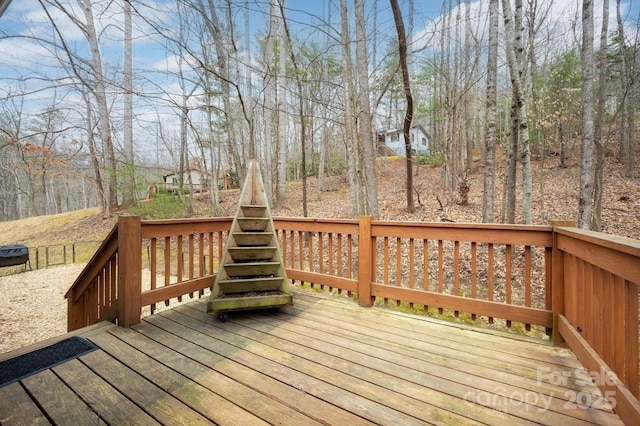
377;125;431;157
161;169;210;193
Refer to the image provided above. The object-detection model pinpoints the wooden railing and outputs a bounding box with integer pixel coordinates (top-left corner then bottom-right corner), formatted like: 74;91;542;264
65;214;640;424
275;217;554;333
551;225;640;423
66;216;232;330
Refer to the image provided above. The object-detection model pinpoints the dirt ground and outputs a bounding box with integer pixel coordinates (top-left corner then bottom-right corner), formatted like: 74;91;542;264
0;263;86;354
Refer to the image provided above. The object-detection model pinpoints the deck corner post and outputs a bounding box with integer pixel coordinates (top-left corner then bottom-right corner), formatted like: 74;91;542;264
357;215;374;307
118;215;142;327
549;219;574;346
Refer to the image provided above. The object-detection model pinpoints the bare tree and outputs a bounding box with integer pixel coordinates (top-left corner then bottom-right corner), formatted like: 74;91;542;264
501;0;532;224
389;0;414;213
578;0;595;229
354;0;378;216
122;0;135;205
78;0;118;209
591;0;609;231
482;0;499;223
276;0;287;204
340;0;364;217
263;0;277;204
277;0;309;216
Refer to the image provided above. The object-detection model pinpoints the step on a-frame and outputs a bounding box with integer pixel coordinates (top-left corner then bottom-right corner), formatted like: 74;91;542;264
228;246;277;261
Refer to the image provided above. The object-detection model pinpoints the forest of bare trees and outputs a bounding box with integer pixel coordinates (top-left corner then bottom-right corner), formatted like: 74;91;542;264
0;0;638;231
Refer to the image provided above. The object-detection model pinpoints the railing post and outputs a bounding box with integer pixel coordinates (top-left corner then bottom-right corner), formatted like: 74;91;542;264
118;215;142;327
549;219;575;346
358;215;374;307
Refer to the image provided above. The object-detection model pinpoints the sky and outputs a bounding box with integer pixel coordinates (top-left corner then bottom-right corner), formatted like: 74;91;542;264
0;0;638;162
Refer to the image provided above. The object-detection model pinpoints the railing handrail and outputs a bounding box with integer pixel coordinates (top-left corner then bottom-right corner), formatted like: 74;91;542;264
555;225;640;265
65;224;119;302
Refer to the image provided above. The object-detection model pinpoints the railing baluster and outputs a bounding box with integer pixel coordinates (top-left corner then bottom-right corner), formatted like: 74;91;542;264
487;243;494;324
199;233;205;280
584;262;593;344
207;232;213;280
506;244;512;327
281;230;288;268
318;233;324;286
189;234;195;282
395;237;402;306
423;239;429;294
438;240;444;315
454;240;460;318
176;235;183;303
524;245;531;330
164;236;170;306
471;242;477;321
150;238;157;314
602;270;614;367
337;233;343;278
383;237;389;304
328;233;334;276
298;231;303;271
308;232;314;287
409;238;415;309
347;234;353;281
288;230;294;269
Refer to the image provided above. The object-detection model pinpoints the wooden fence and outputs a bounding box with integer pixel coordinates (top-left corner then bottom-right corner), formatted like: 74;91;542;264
0;241;102;276
65;215;640;424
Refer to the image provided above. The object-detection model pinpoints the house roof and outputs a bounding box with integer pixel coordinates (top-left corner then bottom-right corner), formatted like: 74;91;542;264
0;0;12;17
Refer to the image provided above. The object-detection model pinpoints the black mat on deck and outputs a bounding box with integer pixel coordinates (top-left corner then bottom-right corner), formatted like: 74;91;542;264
0;337;97;387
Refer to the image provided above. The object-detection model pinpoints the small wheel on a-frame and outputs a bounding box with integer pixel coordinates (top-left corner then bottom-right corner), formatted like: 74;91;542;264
218;312;228;322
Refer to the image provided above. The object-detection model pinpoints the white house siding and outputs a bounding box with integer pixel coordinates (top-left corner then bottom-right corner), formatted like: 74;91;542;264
380;127;430;156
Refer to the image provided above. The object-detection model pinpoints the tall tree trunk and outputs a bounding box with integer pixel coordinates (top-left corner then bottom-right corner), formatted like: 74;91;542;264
578;0;595;229
81;0;118;209
317;3;331;201
482;0;498;223
276;0;287;203
123;0;135;205
277;0;308;216
244;0;255;160
82;92;107;215
502;0;532;224
263;0;277;204
340;0;364;217
464;0;473;172
389;0;414;213
592;0;609;231
203;0;243;186
354;0;378;216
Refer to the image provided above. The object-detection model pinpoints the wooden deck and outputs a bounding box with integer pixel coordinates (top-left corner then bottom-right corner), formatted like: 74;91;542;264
0;291;624;425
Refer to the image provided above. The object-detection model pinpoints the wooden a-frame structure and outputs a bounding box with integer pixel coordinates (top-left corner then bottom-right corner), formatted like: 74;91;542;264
207;160;292;320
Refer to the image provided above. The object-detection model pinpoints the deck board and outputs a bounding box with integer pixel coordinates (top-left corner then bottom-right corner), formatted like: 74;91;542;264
21;367;103;425
0;382;52;425
0;290;625;425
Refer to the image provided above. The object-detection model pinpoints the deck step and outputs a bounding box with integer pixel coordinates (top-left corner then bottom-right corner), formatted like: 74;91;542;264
228;246;276;261
240;205;267;217
232;232;273;247
237;218;269;232
209;293;292;313
223;261;280;277
218;277;285;294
